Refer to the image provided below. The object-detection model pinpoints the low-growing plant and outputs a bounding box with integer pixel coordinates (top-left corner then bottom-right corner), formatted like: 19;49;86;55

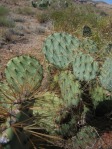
17;7;35;15
0;6;15;28
0;17;15;27
36;11;50;23
0;6;9;16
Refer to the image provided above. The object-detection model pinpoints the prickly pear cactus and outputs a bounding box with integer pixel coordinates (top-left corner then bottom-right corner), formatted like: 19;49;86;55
39;0;50;8
42;32;80;69
81;38;98;53
72;52;99;81
90;85;111;107
33;91;81;137
58;71;81;107
0;107;33;149
33;92;63;134
0;55;44;149
5;55;43;98
83;25;92;37
100;58;112;92
72;126;98;149
57;113;81;137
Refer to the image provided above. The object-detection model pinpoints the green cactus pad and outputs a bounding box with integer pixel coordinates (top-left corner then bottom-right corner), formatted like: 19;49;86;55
42;32;80;69
90;85;111;107
58;71;81;107
72;126;98;149
33;92;63;134
100;58;112;91
72;52;98;81
81;38;98;53
5;55;43;98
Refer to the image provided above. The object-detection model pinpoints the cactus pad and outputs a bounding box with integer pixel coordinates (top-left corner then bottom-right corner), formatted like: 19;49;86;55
42;32;80;69
58;71;81;107
100;58;112;91
33;92;63;134
72;52;98;81
72;126;98;149
90;85;110;107
81;38;98;53
5;55;43;98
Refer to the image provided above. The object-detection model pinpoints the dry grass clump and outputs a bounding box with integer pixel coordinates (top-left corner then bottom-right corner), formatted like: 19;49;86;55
0;5;9;16
36;11;51;23
0;5;15;27
17;7;35;15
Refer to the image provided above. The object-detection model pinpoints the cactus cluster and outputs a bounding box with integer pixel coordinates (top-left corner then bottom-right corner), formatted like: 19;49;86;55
0;31;112;149
32;0;50;9
42;31;112;147
0;55;43;149
32;0;69;9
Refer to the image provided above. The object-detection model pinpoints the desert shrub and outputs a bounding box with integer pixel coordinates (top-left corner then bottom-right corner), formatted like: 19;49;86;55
0;17;15;27
0;5;9;16
36;11;50;23
17;7;35;15
0;6;15;27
